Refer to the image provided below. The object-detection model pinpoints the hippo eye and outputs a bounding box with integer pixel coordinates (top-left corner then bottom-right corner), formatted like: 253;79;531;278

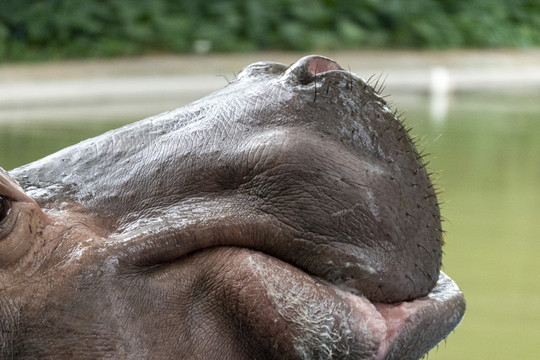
0;196;10;224
0;196;17;240
0;193;36;264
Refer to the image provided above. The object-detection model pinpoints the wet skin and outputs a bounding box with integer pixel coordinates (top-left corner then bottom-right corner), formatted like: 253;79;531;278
0;56;464;359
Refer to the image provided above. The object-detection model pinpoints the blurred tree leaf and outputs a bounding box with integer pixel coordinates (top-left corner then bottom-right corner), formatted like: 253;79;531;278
0;0;539;61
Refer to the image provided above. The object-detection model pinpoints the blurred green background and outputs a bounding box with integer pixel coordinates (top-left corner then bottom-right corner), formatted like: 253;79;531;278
1;0;540;359
1;0;539;61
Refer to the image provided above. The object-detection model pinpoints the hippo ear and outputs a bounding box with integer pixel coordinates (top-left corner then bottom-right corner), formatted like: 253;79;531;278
0;167;47;266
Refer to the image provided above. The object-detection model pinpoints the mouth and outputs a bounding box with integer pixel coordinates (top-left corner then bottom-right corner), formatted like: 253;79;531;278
121;207;464;359
188;246;465;360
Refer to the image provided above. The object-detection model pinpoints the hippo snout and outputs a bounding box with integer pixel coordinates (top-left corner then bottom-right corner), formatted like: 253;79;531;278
231;55;444;303
2;55;464;360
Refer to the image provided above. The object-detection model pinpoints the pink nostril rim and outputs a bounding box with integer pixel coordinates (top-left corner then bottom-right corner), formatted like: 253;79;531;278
307;57;343;75
288;55;344;85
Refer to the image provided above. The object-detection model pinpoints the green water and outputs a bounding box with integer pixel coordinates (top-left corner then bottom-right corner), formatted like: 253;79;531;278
408;93;540;359
1;93;539;359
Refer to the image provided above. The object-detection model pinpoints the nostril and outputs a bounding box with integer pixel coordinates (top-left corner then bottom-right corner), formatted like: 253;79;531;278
287;55;343;85
307;56;343;75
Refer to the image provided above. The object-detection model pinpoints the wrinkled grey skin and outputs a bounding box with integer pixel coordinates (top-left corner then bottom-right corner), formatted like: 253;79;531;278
0;56;464;359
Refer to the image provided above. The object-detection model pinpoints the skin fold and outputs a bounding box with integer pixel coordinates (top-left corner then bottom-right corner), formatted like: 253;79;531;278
0;55;465;359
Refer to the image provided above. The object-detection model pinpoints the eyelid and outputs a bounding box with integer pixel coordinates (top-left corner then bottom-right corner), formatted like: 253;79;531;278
0;171;36;205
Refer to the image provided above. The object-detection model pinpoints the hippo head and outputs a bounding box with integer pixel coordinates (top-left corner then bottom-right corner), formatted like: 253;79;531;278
1;56;464;359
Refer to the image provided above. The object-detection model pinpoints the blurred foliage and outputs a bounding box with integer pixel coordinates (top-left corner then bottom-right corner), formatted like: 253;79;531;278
0;0;539;61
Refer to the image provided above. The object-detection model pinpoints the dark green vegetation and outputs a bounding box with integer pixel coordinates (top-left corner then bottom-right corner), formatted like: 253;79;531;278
1;0;539;61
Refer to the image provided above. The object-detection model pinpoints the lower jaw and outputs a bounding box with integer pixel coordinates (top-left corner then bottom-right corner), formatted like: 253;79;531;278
190;247;465;360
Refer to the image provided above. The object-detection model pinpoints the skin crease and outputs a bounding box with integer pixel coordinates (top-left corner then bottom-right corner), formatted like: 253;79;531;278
0;55;465;359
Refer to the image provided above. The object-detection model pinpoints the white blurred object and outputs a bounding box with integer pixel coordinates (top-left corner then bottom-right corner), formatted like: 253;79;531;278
430;66;451;125
193;39;212;54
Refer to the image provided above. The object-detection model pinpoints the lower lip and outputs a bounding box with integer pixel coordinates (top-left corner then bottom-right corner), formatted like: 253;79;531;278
191;247;464;359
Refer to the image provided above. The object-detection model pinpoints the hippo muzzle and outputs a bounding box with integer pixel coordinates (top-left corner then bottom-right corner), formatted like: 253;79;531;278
0;55;464;359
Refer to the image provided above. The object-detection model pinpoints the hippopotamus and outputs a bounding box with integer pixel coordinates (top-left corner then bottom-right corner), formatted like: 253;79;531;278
0;55;464;359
